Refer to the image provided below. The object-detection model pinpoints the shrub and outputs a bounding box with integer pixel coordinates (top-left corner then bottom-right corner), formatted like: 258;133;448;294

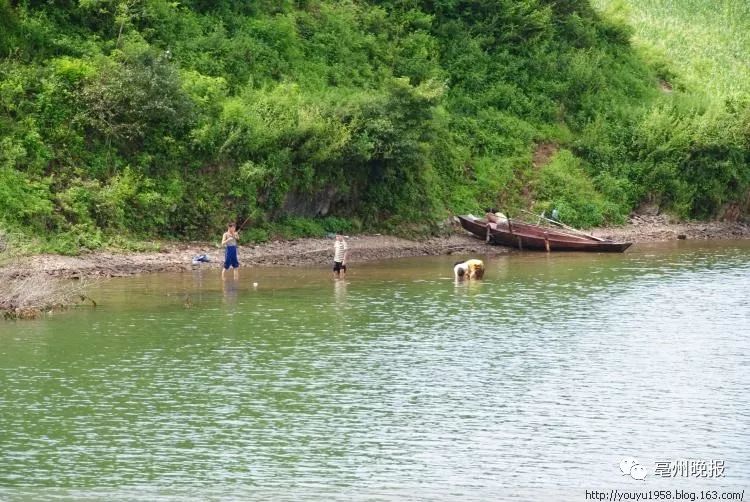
43;224;104;255
242;227;270;244
272;217;326;239
0;166;54;230
320;217;354;234
535;150;616;227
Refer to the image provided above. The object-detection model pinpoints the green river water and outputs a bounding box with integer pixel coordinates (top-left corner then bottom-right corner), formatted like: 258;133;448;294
1;241;749;500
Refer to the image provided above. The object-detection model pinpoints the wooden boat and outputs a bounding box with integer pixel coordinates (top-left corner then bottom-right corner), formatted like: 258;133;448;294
457;215;632;252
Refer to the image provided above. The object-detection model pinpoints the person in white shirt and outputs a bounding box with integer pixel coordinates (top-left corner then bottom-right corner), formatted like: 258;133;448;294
332;233;348;278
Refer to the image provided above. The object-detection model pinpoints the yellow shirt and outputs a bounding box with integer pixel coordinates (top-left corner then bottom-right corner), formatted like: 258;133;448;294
464;259;484;272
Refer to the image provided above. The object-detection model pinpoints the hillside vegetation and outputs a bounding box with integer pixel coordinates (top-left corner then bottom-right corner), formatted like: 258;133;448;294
593;0;750;99
1;0;748;253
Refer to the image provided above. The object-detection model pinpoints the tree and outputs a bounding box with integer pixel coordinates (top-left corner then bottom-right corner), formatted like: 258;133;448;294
80;43;192;163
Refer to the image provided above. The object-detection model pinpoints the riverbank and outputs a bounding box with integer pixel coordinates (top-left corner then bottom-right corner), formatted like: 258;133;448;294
2;217;749;280
1;233;509;280
590;214;750;243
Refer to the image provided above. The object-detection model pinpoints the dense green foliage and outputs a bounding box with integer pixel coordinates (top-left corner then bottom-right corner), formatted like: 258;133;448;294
590;0;750;219
0;0;748;252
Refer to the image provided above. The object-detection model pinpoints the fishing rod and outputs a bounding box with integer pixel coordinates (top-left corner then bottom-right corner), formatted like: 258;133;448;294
519;209;605;241
237;214;253;232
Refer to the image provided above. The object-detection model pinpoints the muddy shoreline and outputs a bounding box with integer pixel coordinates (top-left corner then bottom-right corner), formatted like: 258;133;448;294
2;217;749;280
1;234;509;280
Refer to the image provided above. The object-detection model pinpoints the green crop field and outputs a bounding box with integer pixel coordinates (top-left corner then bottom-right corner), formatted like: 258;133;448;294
593;0;750;98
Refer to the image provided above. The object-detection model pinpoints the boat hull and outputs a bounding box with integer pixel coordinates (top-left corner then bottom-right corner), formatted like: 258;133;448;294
457;215;632;253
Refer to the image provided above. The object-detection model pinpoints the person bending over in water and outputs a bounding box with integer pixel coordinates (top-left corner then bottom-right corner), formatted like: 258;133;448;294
221;222;240;280
333;233;348;279
454;259;485;280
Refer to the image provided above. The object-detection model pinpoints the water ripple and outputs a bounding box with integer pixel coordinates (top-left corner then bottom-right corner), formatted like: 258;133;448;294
1;243;749;499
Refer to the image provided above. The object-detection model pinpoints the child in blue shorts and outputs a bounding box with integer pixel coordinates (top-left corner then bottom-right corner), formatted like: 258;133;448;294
221;222;240;280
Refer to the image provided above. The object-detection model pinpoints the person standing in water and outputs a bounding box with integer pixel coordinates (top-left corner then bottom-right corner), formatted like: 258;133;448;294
332;233;348;279
221;222;240;280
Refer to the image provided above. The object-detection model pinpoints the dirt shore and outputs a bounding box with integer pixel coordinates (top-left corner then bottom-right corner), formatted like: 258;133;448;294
1;233;508;279
590;214;750;243
2;216;748;280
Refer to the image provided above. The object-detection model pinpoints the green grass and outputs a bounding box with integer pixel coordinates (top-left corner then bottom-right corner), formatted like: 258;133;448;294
592;0;750;98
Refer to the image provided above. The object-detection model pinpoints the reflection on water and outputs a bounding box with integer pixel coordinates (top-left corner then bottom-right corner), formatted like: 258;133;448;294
222;276;239;305
1;240;749;500
334;278;348;305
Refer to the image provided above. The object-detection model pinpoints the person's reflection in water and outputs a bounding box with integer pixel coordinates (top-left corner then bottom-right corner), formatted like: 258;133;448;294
222;276;239;306
453;276;484;296
191;267;205;303
331;279;348;335
334;278;348;309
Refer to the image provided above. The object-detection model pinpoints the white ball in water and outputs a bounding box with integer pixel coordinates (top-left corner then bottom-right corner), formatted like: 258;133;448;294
253;282;258;288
